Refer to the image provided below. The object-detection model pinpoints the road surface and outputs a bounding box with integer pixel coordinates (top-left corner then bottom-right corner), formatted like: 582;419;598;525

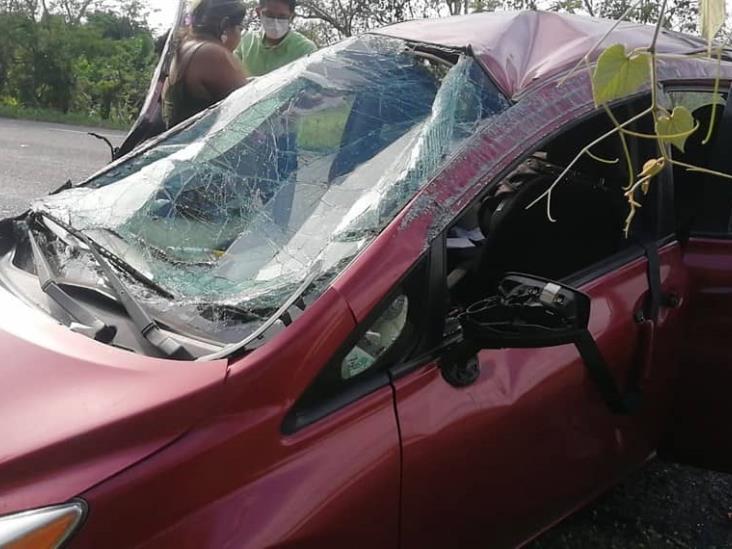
0;118;125;217
2;117;732;548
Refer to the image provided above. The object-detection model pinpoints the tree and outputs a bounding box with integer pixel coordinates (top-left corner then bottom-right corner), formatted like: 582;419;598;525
0;0;40;19
294;0;703;43
49;0;101;24
0;0;156;121
296;0;445;41
297;0;374;38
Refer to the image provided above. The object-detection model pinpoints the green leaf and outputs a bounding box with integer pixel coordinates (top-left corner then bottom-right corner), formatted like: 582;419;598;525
700;0;726;48
670;91;726;114
656;106;696;153
591;44;651;107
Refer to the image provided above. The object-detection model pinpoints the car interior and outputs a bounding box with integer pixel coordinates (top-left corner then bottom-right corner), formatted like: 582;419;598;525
672;98;731;237
445;114;640;308
315;102;655;393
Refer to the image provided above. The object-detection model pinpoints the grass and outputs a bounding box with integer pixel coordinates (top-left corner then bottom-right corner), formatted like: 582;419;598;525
1;100;349;144
298;101;352;152
0;104;130;131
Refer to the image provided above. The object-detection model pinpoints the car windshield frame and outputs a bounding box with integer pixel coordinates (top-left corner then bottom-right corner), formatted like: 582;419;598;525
31;34;510;352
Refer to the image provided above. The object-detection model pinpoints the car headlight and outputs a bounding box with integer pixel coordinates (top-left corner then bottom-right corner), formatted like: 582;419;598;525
0;501;86;548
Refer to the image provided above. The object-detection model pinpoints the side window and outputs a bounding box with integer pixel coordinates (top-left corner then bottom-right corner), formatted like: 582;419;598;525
341;295;409;380
445;98;659;307
283;261;428;433
669;90;731;236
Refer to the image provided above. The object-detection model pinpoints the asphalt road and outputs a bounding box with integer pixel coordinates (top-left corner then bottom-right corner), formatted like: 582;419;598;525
0;118;125;217
3;117;732;548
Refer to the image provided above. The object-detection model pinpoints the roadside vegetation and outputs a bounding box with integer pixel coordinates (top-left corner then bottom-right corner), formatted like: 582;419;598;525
0;0;157;128
0;103;127;129
0;0;714;131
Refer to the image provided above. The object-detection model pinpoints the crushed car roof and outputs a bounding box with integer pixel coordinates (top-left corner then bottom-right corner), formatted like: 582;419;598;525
372;11;709;98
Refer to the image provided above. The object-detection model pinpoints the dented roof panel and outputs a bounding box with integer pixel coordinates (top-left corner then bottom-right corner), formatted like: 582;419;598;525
373;11;708;98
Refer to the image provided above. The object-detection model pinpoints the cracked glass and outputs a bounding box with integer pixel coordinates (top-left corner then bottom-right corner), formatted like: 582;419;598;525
32;35;509;350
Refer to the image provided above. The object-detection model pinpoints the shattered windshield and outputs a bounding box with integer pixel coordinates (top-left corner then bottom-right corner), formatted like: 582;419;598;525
32;35;509;346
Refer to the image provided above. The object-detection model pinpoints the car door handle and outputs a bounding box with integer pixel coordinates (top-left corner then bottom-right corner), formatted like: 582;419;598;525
663;292;681;309
636;318;656;383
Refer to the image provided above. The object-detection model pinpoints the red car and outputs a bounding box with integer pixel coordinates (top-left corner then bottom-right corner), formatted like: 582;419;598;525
2;10;732;549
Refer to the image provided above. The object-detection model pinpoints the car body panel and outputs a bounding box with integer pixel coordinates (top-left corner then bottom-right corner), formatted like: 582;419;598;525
392;244;690;548
374;11;708;98
662;238;732;471
72;288;401;549
0;286;228;515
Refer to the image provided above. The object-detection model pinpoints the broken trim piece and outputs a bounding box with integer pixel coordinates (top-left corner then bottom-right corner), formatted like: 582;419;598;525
27;227;117;343
199;260;323;361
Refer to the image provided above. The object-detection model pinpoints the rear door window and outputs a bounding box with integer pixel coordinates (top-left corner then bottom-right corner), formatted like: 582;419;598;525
669;89;730;236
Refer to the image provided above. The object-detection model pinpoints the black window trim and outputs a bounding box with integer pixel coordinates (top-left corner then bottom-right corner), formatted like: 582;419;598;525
282;251;436;434
388;91;676;381
663;83;732;241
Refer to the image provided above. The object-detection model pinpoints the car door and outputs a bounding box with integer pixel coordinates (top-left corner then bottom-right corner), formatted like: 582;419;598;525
390;105;684;548
115;0;186;158
660;85;732;472
391;260;656;548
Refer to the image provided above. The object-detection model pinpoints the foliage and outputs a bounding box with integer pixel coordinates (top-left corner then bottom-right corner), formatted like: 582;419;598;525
0;102;127;128
701;0;726;47
529;0;731;236
655;106;696;152
0;0;155;124
591;44;650;106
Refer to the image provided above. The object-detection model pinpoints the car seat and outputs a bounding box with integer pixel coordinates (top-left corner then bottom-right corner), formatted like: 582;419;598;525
472;162;625;294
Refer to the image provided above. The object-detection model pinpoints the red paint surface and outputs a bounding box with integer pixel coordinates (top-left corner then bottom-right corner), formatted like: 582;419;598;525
0;13;730;549
663;239;732;471
375;11;710;97
0;287;228;515
392;245;688;548
71;288;402;549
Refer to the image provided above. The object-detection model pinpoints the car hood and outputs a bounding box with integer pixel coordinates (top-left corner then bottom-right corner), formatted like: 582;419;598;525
0;286;228;515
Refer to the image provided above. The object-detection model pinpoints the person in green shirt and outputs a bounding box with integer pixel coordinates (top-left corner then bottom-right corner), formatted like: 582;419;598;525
234;0;317;76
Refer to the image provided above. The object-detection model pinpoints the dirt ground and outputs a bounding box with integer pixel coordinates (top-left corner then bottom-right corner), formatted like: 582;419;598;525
529;460;732;549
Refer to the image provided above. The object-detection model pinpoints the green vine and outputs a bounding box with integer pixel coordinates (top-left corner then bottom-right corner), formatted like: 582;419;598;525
531;0;732;237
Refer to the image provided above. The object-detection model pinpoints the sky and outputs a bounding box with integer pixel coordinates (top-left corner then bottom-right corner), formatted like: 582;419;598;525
145;1;732;34
148;0;180;32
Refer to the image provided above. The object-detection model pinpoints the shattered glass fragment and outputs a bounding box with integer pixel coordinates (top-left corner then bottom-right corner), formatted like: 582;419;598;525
31;35;509;350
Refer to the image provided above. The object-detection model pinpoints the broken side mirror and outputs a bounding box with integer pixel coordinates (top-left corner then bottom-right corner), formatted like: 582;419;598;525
442;273;639;415
460;273;590;349
88;132;119;162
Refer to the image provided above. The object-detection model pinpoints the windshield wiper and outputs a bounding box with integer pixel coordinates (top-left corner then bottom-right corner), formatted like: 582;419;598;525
34;212;175;300
72;230;194;361
27;229;117;343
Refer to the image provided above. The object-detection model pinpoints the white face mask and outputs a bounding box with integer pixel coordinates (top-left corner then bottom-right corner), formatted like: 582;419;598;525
261;16;290;40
